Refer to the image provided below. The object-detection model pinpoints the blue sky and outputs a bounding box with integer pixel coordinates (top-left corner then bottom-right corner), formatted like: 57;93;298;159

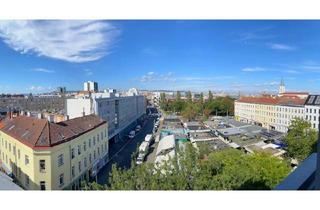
1;20;320;94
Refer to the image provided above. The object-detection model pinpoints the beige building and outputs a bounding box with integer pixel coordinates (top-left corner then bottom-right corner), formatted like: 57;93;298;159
235;96;306;133
0;114;108;190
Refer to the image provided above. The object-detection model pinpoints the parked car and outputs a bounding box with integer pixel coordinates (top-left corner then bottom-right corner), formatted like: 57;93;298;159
136;153;144;165
129;130;135;139
135;125;141;132
145;134;154;144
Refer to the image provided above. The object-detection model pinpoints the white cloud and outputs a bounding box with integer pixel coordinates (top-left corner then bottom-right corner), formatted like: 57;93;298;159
84;69;93;76
268;43;296;51
242;67;266;72
27;85;53;92
284;70;300;74
0;20;120;63
32;68;54;73
139;72;176;83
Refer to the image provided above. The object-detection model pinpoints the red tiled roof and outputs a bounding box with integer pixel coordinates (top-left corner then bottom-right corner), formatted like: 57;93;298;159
280;92;309;95
236;96;306;106
0;115;106;149
236;96;279;105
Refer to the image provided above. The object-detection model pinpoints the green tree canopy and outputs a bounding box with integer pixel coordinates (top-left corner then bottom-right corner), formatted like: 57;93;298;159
284;118;318;162
107;144;291;190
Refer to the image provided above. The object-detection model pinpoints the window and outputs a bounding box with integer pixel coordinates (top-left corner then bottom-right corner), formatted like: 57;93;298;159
25;175;30;187
58;154;64;167
98;147;100;156
83;142;87;151
89;139;91;148
40;181;46;190
59;174;64;186
314;116;317;121
78;161;81;172
97;134;100;142
105;130;107;138
9;143;11;152
13;146;16;155
89;154;92;163
71;166;75;178
101;132;103;140
94;151;96;159
39;160;46;172
78;145;81;155
84;157;87;167
25;155;29;165
18;149;20;159
93;137;96;146
71;148;75;159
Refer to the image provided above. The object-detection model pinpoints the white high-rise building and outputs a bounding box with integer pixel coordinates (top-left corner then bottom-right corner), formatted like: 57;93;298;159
84;81;98;92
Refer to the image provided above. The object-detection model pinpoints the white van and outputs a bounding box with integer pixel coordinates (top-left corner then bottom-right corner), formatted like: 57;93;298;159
129;130;135;139
144;134;153;144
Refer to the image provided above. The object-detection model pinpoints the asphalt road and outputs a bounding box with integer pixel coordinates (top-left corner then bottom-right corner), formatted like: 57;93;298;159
97;109;157;185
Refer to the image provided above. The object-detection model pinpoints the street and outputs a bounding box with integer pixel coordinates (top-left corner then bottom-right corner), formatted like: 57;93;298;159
97;108;157;185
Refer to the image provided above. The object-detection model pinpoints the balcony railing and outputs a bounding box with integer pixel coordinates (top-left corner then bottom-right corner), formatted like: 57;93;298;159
274;153;317;190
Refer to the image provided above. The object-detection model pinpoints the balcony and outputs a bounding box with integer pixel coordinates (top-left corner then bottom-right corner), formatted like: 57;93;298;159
274;153;317;190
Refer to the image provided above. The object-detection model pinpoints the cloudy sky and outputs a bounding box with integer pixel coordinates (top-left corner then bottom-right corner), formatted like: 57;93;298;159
0;20;320;93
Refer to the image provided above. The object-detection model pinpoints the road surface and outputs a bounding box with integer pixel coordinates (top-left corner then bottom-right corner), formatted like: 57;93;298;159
97;108;157;185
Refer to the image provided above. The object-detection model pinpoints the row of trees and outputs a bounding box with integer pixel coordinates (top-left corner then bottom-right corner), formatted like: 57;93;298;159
160;91;234;121
83;143;291;190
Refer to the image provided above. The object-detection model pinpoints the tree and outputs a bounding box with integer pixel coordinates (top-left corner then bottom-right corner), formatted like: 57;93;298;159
284;118;318;162
80;181;105;190
200;92;204;104
107;144;291;190
186;91;192;102
181;103;198;121
159;92;167;110
176;91;181;101
208;91;213;102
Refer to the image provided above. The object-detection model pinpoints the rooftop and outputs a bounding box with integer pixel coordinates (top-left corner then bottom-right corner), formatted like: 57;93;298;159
0;114;106;149
305;95;320;106
236;96;306;106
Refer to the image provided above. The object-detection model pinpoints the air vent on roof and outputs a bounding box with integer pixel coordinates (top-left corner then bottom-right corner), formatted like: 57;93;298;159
58;133;65;140
8;125;15;131
315;96;320;105
21;130;30;138
38;136;47;145
308;95;316;104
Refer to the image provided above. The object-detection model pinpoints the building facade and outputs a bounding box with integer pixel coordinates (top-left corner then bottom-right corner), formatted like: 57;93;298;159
83;81;98;92
0;115;108;190
235;96;306;133
66;92;146;139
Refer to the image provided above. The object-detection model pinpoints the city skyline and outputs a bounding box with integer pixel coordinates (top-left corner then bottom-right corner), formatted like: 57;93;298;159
1;20;320;93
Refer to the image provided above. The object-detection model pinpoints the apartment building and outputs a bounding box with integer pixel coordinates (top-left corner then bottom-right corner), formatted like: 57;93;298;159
304;95;320;130
0;114;108;190
235;96;306;133
66;91;145;140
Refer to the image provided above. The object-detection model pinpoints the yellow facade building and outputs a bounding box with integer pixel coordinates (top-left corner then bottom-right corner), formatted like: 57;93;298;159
0;114;108;190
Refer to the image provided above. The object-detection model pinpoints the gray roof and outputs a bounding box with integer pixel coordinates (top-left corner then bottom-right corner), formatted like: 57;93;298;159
217;127;243;137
